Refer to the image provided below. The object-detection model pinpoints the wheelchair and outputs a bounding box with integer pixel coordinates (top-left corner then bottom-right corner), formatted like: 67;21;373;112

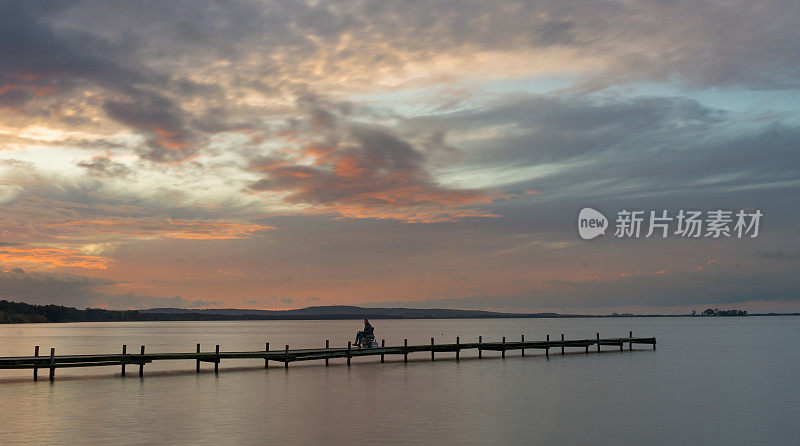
356;333;379;349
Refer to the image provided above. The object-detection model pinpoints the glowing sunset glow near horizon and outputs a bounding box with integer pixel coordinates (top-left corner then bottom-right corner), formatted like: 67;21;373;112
1;1;799;313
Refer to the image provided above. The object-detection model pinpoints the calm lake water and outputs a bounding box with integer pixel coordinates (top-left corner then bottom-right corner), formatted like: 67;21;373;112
1;317;798;445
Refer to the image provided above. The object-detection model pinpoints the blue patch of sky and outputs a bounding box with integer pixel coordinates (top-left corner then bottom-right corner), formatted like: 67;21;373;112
348;74;578;117
601;81;800;125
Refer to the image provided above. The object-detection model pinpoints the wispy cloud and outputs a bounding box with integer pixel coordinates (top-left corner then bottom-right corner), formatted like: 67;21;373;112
0;245;112;270
247;104;498;222
48;218;274;240
1;1;799;311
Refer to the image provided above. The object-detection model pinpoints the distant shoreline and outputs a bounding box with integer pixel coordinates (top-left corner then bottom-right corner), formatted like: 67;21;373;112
1;300;797;324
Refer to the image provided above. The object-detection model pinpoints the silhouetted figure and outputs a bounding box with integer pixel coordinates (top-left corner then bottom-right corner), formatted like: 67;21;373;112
354;319;374;347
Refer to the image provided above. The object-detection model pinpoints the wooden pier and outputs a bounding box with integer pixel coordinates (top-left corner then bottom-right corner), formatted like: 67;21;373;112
0;332;656;381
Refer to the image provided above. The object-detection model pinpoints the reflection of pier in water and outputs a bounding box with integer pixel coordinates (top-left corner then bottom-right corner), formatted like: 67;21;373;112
0;331;656;381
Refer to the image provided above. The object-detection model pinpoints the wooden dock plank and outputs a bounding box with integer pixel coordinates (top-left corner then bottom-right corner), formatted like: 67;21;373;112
0;335;656;379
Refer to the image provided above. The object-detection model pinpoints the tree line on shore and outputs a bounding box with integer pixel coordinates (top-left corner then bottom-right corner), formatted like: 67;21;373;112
2;299;793;323
0;300;273;323
0;300;145;323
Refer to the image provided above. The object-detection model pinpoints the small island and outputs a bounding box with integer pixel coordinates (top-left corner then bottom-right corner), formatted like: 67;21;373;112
693;309;748;317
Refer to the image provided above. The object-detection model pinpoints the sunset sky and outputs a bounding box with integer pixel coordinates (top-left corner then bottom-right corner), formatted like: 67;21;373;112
1;1;798;313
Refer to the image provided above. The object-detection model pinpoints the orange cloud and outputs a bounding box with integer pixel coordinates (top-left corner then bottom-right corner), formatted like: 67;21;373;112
0;247;112;270
47;218;275;240
152;127;190;150
249;124;499;223
311;204;498;224
0;83;55;97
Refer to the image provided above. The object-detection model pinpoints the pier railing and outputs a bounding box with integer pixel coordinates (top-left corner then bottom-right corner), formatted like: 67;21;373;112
0;332;656;381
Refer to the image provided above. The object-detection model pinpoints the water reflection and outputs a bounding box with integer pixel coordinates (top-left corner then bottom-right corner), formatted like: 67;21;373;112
1;317;798;445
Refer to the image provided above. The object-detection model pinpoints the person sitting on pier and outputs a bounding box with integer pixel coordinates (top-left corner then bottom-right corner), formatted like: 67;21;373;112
354;319;374;347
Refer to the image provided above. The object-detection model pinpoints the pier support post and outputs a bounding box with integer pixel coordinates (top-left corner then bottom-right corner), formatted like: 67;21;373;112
265;342;270;369
139;346;145;377
546;335;549;358
325;340;329;366
629;331;633;351
34;346;39;381
0;334;656;377
49;347;55;381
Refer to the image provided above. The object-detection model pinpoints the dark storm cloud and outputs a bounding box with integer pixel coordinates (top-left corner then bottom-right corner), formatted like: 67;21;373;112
76;156;132;178
0;1;225;163
0;1;143;106
0;88;35;109
248;106;496;222
103;92;199;163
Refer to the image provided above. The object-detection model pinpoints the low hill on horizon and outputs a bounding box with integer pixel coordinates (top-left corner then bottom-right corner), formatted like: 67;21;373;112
6;300;768;324
140;305;564;319
1;300;567;323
